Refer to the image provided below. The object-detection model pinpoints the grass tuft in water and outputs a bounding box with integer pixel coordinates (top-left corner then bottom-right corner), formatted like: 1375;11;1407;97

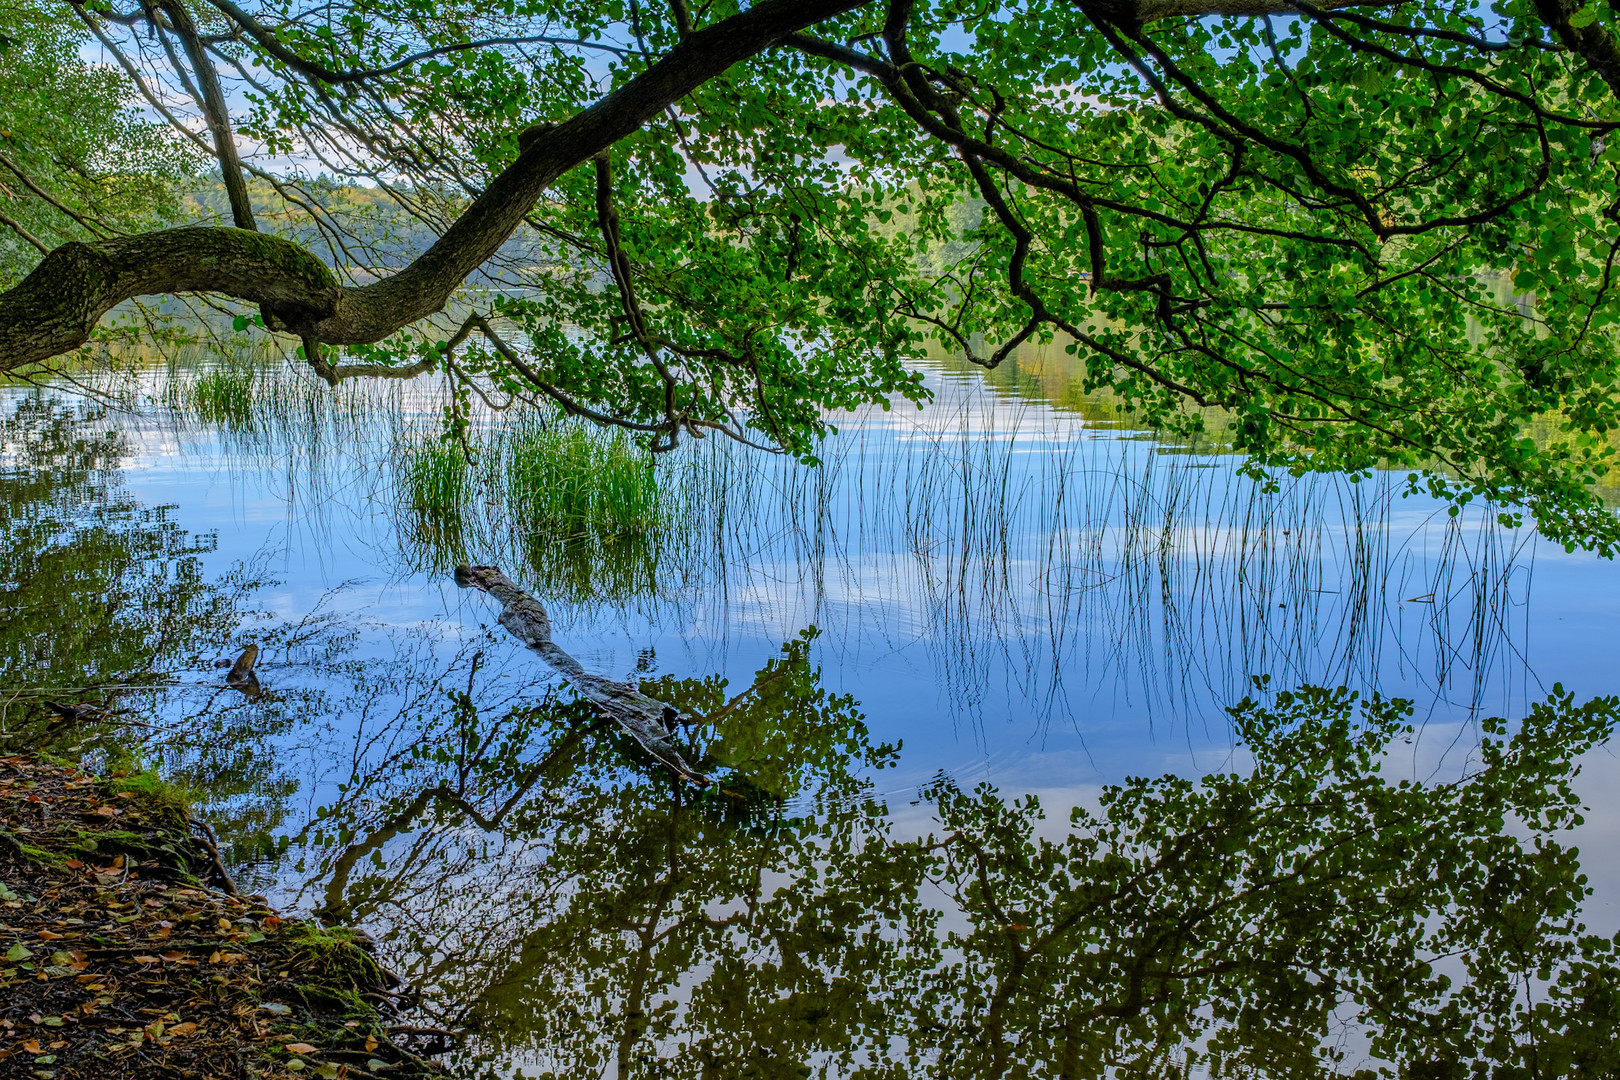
393;418;673;601
503;422;661;540
188;366;257;429
402;439;471;557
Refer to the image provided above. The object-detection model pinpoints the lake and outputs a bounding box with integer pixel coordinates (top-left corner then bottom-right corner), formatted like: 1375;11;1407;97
6;341;1620;1077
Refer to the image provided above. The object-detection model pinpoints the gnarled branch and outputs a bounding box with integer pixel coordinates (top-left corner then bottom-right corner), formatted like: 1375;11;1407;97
0;0;867;370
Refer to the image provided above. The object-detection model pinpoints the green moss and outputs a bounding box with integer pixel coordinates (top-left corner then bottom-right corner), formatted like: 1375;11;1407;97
228;228;339;291
291;983;373;1017
275;923;384;989
104;766;194;823
0;829;65;866
69;826;204;885
19;843;65;865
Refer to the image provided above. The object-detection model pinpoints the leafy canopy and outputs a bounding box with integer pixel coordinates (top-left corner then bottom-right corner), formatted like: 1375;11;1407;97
11;0;1620;546
0;2;198;284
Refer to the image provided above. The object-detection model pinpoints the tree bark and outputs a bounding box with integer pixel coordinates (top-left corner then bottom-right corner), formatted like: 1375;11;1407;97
0;0;865;370
0;228;341;366
1534;0;1620;99
160;0;258;231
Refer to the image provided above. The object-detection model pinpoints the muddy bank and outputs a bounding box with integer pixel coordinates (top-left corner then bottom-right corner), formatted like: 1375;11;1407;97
0;755;447;1079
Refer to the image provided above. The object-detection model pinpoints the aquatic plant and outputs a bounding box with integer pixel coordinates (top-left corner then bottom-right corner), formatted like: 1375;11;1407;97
187;364;256;428
499;420;661;541
400;438;470;557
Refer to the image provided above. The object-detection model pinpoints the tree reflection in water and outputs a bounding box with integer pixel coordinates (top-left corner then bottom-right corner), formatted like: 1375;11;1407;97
299;635;1620;1079
0;395;264;745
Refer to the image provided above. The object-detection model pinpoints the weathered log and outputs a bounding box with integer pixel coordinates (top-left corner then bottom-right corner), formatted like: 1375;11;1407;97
454;564;707;785
226;643;259;685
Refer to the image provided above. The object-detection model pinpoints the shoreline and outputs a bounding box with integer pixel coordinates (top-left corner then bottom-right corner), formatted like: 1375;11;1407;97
0;754;447;1079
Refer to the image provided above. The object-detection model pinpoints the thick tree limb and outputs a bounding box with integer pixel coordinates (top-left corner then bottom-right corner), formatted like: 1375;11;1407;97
0;228;341;366
0;0;866;370
156;0;258;231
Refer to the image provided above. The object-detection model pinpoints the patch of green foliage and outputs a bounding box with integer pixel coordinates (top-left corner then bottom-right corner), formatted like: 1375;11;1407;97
188;365;256;429
274;923;384;992
504;420;661;540
106;768;195;822
0;1;198;287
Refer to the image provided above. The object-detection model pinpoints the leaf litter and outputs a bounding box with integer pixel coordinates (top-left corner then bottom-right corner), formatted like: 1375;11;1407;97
0;756;447;1079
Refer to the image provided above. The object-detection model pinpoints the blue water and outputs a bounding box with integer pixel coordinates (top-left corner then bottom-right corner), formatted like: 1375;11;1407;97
12;355;1620;1075
95;363;1620;779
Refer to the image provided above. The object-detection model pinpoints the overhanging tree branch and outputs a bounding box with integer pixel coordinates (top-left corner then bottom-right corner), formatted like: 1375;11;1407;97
153;0;258;231
0;0;870;370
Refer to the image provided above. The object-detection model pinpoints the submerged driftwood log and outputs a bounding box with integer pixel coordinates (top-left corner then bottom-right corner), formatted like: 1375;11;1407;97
455;564;707;785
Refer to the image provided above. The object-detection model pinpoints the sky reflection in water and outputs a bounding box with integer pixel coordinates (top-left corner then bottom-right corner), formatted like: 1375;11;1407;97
4;348;1620;1077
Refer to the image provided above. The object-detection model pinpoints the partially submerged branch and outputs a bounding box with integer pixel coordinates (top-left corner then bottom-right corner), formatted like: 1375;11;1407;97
454;564;708;785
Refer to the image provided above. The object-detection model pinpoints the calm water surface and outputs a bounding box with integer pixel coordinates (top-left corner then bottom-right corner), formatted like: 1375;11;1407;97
5;347;1620;1077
